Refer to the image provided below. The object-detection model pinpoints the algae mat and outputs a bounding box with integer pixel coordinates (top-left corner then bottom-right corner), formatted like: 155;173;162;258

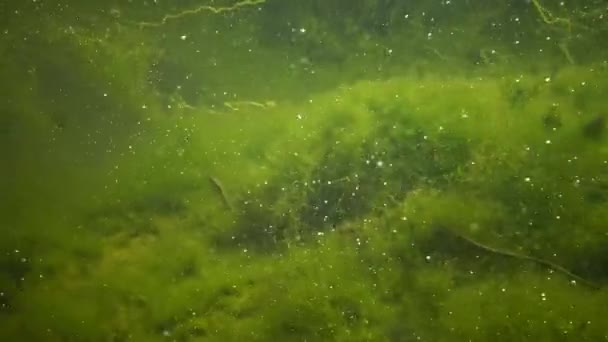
2;0;608;341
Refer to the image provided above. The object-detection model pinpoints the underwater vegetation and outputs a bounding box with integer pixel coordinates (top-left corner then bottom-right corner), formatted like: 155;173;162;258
2;0;608;341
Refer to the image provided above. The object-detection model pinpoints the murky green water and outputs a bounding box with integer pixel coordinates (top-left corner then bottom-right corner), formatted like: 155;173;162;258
2;1;608;341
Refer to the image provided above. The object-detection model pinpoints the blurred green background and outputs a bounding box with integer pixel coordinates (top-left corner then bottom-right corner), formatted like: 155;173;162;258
1;0;608;340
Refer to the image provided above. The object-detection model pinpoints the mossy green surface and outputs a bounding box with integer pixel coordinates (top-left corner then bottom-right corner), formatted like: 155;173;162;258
2;0;608;341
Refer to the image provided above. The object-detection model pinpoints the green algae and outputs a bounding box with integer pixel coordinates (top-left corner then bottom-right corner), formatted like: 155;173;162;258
2;0;608;341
